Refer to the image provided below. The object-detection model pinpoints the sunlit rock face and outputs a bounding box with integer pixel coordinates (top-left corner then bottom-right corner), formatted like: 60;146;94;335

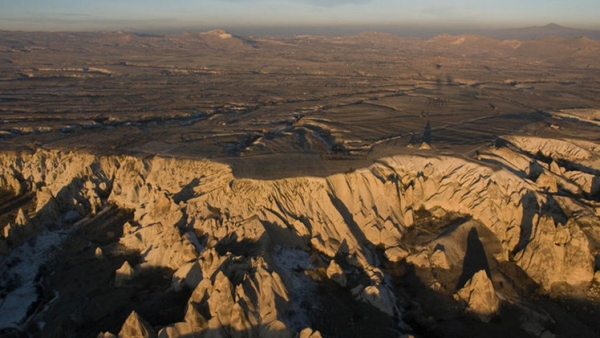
1;133;600;337
119;311;157;338
455;270;499;322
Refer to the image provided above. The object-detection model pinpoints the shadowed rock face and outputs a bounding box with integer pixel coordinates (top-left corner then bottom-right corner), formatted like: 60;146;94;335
1;132;600;337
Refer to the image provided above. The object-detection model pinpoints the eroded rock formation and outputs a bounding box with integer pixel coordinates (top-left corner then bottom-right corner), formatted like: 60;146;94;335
455;270;499;322
1;134;600;336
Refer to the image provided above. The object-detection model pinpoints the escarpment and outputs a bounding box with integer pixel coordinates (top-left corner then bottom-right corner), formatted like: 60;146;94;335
2;134;600;337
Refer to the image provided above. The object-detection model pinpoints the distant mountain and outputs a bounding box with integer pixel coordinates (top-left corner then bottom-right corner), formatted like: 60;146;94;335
491;23;600;41
195;28;258;48
199;28;235;39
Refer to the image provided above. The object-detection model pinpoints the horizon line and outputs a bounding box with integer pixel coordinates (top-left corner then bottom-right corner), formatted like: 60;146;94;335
1;22;600;40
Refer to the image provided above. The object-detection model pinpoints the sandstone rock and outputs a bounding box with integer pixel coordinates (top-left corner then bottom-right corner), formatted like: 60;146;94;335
95;247;104;259
326;260;347;287
190;279;212;306
550;161;562;174
505;136;593;162
115;261;135;287
0;171;23;194
230;302;252;333
14;208;31;227
35;188;60;220
251;261;290;323
359;285;394;316
456;270;499;322
563;171;596;195
406;251;430;269
384;247;409;263
2;223;14;242
430;248;450;269
429;206;447;218
120;223;199;270
594;271;600;283
157;322;200;338
197;248;227;281
97;332;117;338
403;208;414;226
207;271;235;327
536;172;558;193
145;192;183;228
258;320;292;338
123;221;138;235
516;217;594;289
299;328;322;338
172;261;203;291
5;138;600;336
2;208;36;248
119;311;157;338
98;181;109;194
184;302;208;331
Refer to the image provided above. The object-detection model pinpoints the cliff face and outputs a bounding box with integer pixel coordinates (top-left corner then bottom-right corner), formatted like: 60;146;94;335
1;135;600;336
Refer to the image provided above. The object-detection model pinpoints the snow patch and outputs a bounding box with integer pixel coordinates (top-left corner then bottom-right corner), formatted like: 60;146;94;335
0;229;67;329
272;246;316;331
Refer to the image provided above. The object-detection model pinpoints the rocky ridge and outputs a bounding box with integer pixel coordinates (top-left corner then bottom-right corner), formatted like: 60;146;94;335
1;134;600;336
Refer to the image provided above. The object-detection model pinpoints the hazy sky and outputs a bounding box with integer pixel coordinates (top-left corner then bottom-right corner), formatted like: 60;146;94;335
1;0;599;32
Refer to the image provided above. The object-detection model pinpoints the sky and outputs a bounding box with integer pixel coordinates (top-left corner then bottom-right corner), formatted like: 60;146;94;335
0;0;599;33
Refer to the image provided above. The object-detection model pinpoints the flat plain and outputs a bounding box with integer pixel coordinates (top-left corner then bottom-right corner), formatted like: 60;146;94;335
2;30;599;177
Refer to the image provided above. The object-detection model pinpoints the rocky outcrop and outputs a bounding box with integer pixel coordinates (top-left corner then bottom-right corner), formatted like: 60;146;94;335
430;248;450;270
119;223;199;270
1;134;600;336
115;261;135;287
515;216;594;288
2;208;36;247
119;311;157;338
172;261;203;291
298;328;322;338
95;246;104;258
326;260;347;287
184;257;296;338
456;270;499;322
98;332;117;338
